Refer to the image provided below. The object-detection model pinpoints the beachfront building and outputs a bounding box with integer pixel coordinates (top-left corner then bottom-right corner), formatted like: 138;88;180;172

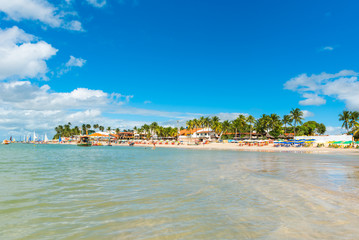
179;128;217;142
117;132;134;140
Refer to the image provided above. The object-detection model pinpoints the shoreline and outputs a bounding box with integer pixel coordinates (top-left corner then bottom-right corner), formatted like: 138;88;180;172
33;141;359;155
111;142;359;155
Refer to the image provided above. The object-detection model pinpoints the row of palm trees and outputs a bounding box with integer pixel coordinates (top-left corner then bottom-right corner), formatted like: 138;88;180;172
184;108;325;139
134;123;179;139
54;108;359;141
53;123;117;139
53;122;179;140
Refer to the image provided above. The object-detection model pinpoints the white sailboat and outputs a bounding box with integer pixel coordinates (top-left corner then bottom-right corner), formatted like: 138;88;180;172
33;131;37;143
44;134;49;143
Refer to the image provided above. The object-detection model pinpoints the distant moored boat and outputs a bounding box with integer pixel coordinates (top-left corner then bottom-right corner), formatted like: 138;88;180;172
77;136;92;147
2;140;10;145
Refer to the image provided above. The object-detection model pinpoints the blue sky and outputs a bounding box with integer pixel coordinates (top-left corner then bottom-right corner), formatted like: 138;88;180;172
1;0;359;138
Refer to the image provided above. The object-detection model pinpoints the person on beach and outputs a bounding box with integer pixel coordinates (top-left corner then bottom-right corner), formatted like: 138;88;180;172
152;141;156;150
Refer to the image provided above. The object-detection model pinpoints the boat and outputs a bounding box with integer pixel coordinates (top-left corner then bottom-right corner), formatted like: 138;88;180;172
77;136;92;147
44;134;49;144
2;140;10;145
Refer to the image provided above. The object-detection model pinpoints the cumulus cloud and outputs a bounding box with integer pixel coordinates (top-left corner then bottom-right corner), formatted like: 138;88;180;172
58;55;86;76
325;126;346;135
0;81;131;111
0;26;58;81
66;55;86;67
86;0;107;8
0;0;84;31
284;70;359;110
321;46;334;51
0;80;138;138
298;93;326;106
302;110;314;118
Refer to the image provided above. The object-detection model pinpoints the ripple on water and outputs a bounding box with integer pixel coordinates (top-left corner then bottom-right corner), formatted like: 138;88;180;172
1;144;359;239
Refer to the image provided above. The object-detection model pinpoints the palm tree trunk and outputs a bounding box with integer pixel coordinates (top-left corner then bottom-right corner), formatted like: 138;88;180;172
218;131;224;141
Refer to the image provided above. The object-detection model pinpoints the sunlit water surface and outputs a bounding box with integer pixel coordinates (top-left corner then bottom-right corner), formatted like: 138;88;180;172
1;144;359;239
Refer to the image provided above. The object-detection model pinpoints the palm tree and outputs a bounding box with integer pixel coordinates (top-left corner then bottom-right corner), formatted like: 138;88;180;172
204;117;211;130
282;115;292;134
186;120;194;142
350;111;359;130
85;124;91;134
352;123;359;140
99;126;104;132
211;116;220;125
81;124;86;135
150;122;158;138
238;114;247;136
219;120;230;141
259;114;271;134
247;115;255;139
339;110;351;133
211;116;220;139
192;119;200;139
232;118;241;139
93;124;99;131
73;126;80;135
107;127;111;132
212;120;222;139
290;108;304;137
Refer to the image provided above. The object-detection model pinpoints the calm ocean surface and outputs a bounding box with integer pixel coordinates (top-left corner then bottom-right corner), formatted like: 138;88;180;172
1;144;359;239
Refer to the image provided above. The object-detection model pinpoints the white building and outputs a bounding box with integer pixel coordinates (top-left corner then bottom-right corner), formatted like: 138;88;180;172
179;128;217;141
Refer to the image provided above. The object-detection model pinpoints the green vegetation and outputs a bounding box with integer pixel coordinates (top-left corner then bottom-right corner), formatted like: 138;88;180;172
184;109;325;140
56;108;359;140
339;110;359;140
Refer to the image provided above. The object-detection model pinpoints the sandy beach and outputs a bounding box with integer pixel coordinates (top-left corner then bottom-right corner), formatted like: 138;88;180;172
108;142;359;155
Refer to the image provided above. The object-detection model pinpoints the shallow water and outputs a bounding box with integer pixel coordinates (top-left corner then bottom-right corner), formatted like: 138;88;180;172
1;144;359;239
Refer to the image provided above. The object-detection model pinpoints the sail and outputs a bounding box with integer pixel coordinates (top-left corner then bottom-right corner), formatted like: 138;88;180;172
33;131;37;141
44;134;49;142
59;135;61;142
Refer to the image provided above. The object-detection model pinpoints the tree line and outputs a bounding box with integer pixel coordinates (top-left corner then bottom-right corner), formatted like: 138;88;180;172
53;108;359;140
185;108;326;139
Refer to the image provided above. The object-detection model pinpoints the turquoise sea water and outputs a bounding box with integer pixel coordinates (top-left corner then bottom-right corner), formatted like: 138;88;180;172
1;144;359;239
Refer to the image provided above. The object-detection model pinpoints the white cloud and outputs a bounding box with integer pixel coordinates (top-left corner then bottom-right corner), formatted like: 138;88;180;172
86;0;107;8
0;81;254;139
325;126;345;135
0;81;131;111
0;26;58;81
144;100;152;104
0;80;139;139
299;93;326;106
322;46;334;51
215;112;248;121
0;0;84;31
66;55;86;67
58;55;86;75
302;110;314;118
65;20;84;32
284;70;359;110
